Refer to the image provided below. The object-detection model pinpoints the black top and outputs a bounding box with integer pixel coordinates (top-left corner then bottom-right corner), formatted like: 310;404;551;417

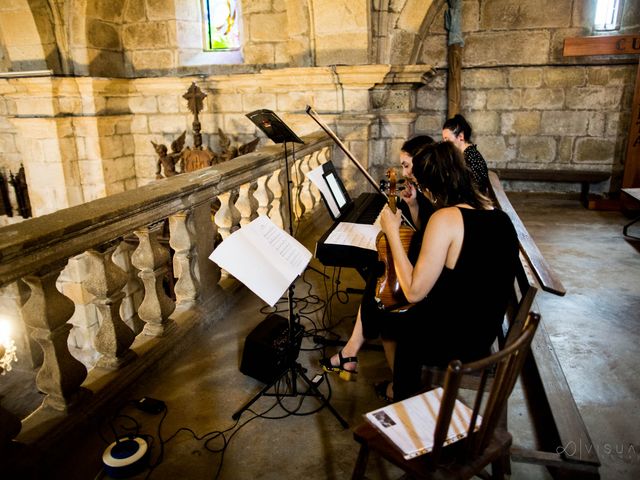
407;207;519;363
392;207;519;399
464;144;490;194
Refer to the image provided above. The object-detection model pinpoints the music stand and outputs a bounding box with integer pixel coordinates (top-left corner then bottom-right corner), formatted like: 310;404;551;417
232;110;348;428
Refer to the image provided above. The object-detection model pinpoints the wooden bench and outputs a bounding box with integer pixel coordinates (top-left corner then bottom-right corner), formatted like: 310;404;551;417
622;188;640;239
489;171;601;477
493;168;611;207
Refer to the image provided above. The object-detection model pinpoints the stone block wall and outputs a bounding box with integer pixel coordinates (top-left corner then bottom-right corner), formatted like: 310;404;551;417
415;65;634;177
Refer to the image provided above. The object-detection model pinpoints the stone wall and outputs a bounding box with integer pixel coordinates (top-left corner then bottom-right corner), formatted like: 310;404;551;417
409;0;640;191
0;0;639;217
415;64;634;175
0;65;430;219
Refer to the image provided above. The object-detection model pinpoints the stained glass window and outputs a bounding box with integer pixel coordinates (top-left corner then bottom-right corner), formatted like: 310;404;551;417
203;0;241;51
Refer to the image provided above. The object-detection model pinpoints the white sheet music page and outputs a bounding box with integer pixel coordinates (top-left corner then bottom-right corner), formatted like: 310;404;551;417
324;222;380;251
364;387;481;460
306;163;340;218
208;215;312;307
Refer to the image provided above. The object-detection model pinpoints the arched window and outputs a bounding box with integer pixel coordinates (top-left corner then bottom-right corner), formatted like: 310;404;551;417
594;0;624;31
203;0;241;51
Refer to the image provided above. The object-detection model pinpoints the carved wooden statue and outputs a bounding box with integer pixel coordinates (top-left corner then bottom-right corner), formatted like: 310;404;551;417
152;131;186;179
152;82;260;177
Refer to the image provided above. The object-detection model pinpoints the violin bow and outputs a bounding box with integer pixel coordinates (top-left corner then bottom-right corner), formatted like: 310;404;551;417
306;106;416;232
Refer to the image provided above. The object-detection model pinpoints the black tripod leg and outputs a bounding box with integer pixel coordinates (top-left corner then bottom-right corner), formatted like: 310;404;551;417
231;377;278;420
296;365;349;429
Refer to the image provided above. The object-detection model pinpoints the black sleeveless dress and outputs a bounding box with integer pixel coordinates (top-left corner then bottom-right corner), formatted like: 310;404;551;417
392;207;519;400
359;193;434;340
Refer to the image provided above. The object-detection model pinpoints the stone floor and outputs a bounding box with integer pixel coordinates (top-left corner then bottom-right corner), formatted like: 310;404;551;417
8;192;640;479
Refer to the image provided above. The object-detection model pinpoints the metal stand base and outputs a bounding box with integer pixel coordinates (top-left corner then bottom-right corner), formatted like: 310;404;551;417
231;361;348;428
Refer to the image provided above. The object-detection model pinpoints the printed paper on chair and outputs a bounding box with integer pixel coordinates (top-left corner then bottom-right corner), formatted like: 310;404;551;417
209;215;312;307
364;387;481;460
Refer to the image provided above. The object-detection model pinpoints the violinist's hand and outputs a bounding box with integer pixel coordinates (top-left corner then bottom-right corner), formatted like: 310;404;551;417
380;204;402;236
401;181;418;209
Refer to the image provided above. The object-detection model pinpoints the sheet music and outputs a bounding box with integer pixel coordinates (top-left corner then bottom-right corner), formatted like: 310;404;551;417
324;222;380;251
306;164;340;218
209;215;312;307
365;387;481;460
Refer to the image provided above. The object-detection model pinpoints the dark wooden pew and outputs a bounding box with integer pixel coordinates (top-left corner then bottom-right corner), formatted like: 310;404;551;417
493;168;610;208
489;171;601;477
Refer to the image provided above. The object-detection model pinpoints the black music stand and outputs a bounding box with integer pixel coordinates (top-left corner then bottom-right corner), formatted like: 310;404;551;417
232;110;348;427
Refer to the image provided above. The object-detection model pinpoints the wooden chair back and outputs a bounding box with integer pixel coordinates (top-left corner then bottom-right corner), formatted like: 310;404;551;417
352;312;542;479
430;312;541;465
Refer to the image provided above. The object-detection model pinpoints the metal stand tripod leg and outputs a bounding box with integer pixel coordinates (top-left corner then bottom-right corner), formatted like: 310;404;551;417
231;137;347;428
231;361;348;428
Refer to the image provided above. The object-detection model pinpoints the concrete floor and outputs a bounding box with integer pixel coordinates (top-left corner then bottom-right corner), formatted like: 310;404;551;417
13;192;640;479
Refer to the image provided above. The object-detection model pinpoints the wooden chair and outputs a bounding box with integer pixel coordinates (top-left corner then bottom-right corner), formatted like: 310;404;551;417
351;312;541;480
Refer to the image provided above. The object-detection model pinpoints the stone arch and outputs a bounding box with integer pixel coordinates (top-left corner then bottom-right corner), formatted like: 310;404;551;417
0;0;49;72
371;0;445;65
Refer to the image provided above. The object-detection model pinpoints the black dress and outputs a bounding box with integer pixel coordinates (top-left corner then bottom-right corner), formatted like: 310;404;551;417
392;207;519;400
360;193;434;340
464;145;490;194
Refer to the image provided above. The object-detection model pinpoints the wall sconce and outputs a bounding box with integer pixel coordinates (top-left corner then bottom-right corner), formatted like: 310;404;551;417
0;318;17;374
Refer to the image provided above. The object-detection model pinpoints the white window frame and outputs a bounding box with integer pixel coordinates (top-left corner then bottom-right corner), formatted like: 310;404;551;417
594;0;624;32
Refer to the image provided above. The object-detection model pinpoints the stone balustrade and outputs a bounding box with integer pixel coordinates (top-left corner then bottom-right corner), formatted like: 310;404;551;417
0;131;331;455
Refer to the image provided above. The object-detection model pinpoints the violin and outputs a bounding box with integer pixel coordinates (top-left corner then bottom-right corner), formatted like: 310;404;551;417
375;168;415;311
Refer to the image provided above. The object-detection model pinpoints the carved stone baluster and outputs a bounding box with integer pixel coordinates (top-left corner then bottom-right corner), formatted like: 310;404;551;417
112;239;144;334
22;264;88;411
268;167;285;229
292;156;306;220
131;224;175;337
237;181;258;226
84;244;136;369
254;174;274;218
168;209;199;305
297;153;315;218
214;190;240;240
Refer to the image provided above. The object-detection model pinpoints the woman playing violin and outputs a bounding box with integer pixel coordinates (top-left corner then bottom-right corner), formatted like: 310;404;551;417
380;141;519;401
320;135;435;401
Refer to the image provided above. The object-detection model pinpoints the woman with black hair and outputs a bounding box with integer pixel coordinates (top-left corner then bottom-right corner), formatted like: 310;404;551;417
319;135;435;401
442;114;490;193
379;141;518;400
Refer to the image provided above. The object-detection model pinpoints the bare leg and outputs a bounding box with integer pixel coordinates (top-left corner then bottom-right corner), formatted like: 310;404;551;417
327;306;366;372
381;339;396;373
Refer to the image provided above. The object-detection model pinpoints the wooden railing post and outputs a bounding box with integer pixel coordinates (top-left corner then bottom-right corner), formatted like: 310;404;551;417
84;243;136;369
22;264;88;411
131;224;175;337
168;209;200;306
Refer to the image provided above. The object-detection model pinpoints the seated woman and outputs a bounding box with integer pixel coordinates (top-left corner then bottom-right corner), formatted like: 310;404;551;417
319;135;435;401
379;141;519;401
442;114;490;194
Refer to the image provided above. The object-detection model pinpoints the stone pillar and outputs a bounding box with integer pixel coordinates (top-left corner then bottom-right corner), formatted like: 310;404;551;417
214;190;240;240
168;209;200;306
296;153;317;220
254;174;274;218
131;225;175;337
22;264;88;411
236;181;258;226
267;169;285;229
84;244;136;369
